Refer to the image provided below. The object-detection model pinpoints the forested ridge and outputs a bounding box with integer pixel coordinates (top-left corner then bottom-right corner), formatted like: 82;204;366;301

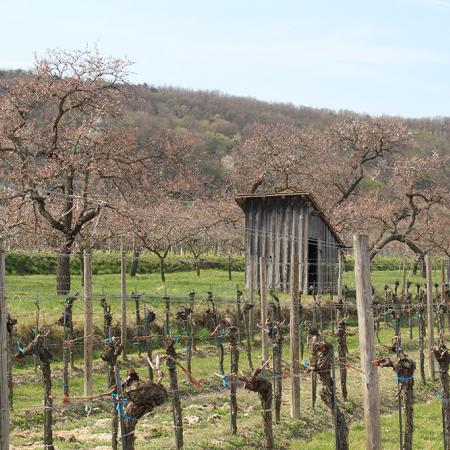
128;84;450;183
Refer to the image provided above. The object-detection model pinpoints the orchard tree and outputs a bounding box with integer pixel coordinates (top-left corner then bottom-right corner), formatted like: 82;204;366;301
0;49;134;293
323;117;413;206
230;124;315;194
230;117;448;259
0;49;192;294
126;200;195;282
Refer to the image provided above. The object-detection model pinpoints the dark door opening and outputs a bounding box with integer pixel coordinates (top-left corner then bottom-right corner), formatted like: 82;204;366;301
308;238;318;293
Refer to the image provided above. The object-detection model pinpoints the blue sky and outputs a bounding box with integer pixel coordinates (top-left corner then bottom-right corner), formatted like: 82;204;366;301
1;0;449;117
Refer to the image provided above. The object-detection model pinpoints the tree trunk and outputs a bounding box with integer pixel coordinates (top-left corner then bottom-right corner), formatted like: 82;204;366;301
417;301;426;383
56;252;71;295
432;343;450;450
336;319;348;401
196;259;201;277
159;258;166;283
270;300;283;423
377;355;415;450
239;372;274;449
122;372;167;450
130;248;140;277
6;315;17;410
101;338;122;450
42;359;54;450
15;336;54;449
312;371;317;409
312;342;349;450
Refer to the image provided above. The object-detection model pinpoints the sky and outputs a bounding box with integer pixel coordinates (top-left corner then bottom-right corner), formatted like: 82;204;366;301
1;0;449;118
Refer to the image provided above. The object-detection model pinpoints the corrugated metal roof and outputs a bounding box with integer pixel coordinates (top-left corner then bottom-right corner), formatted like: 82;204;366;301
235;190;345;246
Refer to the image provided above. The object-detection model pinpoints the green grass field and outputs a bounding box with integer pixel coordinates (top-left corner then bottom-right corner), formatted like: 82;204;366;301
5;266;449;449
5;266;442;331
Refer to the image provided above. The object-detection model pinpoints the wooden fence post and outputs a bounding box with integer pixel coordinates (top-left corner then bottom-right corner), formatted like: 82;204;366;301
167;337;183;449
84;249;93;396
260;257;269;363
337;250;343;299
353;234;381;450
121;250;127;362
425;254;435;380
0;239;10;450
290;251;300;419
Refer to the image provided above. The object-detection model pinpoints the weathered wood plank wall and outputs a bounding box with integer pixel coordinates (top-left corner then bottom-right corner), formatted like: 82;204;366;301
244;195;340;293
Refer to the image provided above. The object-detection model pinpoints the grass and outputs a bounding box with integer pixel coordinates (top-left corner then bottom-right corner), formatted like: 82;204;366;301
8;319;447;449
5;266;442;331
5;265;448;448
300;398;444;450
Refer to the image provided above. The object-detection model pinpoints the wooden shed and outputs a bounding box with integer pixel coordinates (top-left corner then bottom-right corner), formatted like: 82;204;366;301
235;190;344;293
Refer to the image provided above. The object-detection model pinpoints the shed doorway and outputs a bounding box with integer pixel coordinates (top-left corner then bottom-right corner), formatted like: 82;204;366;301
308;238;318;292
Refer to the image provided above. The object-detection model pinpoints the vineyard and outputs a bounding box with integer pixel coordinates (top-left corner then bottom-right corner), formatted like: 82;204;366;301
0;47;449;450
1;248;449;450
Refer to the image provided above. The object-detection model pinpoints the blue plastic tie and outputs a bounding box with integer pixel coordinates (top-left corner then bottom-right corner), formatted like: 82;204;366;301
112;394;136;421
395;375;414;381
16;341;25;355
303;359;310;368
222;374;230;388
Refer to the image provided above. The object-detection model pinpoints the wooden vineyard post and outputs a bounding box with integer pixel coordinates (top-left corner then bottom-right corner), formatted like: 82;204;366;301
401;256;407;302
164;294;170;337
290;251;300;419
425;254;436;380
337;250;343;299
0;239;9;450
132;292;142;357
84;249;93;397
236;287;242;344
167;337;183;449
260;257;269;363
34;295;40;373
353;234;381;450
249;273;255;343
121;250;127;361
189;291;196;351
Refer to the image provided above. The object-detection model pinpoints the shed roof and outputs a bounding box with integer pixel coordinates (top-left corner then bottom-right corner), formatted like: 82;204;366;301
235;190;345;246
